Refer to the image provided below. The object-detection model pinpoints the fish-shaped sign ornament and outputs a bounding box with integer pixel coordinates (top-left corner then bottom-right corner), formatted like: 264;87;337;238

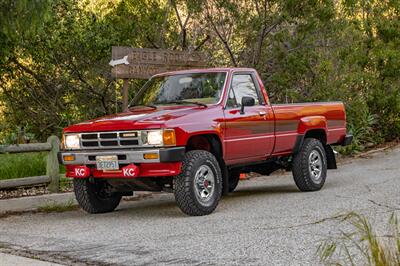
110;46;208;79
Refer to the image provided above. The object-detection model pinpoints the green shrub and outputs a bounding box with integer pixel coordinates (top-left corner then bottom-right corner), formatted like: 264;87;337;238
367;84;400;142
341;104;382;154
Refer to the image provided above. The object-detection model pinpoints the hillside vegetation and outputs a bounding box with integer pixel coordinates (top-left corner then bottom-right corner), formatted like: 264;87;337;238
0;0;399;152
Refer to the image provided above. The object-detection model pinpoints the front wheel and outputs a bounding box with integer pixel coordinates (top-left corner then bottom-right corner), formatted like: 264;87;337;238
292;138;327;191
73;178;122;214
174;150;222;216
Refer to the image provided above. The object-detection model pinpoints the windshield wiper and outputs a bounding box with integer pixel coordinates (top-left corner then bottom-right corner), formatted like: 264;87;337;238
168;101;208;108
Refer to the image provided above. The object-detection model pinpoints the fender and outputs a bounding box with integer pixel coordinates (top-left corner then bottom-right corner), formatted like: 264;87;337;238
175;122;223;145
184;130;223;148
297;116;328;135
183;130;229;195
293;116;336;169
293;116;328;154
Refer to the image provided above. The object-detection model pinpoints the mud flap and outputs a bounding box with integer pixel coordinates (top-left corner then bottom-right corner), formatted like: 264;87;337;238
325;144;337;169
220;160;230;196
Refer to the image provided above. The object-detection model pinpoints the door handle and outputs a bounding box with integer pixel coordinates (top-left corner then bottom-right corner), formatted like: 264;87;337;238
259;111;267;116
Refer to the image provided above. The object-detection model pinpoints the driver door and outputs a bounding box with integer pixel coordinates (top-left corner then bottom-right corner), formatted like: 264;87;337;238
222;73;274;164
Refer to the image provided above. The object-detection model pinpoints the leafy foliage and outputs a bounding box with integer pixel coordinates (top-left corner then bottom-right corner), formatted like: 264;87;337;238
0;0;399;151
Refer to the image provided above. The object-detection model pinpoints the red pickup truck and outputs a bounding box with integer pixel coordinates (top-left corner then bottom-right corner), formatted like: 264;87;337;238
59;68;352;216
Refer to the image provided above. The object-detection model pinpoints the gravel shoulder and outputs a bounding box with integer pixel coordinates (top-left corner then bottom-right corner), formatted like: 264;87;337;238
0;252;63;266
0;145;399;265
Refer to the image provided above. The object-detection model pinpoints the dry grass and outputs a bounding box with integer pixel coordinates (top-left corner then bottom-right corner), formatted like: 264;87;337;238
37;199;77;213
318;212;400;266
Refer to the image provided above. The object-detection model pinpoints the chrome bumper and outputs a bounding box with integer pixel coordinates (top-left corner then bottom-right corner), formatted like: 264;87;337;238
58;147;185;165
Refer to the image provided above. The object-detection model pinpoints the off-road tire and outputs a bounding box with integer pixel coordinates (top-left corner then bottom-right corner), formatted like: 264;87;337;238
292;138;327;192
174;150;222;216
228;171;240;192
73;178;122;214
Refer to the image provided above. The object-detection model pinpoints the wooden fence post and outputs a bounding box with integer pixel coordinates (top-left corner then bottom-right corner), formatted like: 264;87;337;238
46;135;60;193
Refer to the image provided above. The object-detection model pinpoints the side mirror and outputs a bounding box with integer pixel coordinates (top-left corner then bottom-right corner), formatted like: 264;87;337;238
240;96;255;114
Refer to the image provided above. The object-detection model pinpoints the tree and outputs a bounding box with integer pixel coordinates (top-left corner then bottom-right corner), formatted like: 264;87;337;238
0;0;399;149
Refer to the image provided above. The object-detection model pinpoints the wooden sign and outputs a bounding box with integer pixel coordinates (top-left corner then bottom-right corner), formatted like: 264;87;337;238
110;46;208;79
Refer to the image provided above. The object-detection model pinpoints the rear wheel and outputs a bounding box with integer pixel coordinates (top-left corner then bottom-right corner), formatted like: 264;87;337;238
292;138;327;191
174;150;222;216
73;178;122;214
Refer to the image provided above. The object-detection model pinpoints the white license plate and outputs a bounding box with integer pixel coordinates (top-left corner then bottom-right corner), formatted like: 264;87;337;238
96;155;119;170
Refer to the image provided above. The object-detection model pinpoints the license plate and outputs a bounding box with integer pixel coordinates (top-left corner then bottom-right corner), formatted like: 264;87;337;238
96;155;119;170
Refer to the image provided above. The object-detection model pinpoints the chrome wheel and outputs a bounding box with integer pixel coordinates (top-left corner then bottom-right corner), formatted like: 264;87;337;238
194;165;215;204
174;150;222;216
292;138;327;192
308;150;323;183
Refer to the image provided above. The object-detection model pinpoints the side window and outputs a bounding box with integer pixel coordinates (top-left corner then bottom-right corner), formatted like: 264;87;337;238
227;74;261;107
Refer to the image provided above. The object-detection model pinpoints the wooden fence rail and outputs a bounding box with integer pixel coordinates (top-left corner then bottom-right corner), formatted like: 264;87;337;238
0;136;60;192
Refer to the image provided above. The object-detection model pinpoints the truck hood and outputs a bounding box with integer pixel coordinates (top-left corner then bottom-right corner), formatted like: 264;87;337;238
64;105;205;133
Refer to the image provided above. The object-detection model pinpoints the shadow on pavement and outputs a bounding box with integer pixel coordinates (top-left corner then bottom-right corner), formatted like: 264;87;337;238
228;184;300;198
109;184;301;218
114;198;182;218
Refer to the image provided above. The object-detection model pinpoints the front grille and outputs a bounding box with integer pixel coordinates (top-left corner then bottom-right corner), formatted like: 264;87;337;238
82;141;99;147
100;133;117;139
100;140;118;146
80;131;141;149
120;140;139;146
81;134;98;140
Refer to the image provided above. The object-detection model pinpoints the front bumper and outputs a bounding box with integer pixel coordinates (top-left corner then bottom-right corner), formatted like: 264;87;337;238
58;147;185;165
59;147;185;178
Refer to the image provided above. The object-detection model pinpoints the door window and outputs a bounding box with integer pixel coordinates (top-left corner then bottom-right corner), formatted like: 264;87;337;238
227;74;262;108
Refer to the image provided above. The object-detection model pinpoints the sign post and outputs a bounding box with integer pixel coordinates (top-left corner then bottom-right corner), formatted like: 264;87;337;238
109;46;207;111
122;79;129;111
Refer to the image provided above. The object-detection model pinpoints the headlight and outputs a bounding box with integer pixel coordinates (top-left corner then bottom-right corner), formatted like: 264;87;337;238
142;129;176;146
147;130;163;145
64;134;80;149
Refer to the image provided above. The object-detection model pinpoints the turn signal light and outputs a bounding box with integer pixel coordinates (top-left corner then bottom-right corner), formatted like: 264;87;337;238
63;155;75;161
143;153;159;160
163;129;176;146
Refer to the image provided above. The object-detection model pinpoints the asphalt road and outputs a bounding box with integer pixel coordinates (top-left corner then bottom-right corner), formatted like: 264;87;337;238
1;146;399;266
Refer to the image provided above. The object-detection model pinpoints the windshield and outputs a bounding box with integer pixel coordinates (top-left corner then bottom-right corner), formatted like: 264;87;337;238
131;72;227;106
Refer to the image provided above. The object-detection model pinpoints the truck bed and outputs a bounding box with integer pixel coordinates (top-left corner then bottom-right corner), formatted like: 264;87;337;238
271;102;346;155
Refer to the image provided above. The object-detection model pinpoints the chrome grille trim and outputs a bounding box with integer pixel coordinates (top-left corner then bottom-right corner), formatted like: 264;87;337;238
79;131;142;149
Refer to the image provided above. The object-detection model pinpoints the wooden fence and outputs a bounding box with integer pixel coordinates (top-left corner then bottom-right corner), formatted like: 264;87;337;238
0;136;61;192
